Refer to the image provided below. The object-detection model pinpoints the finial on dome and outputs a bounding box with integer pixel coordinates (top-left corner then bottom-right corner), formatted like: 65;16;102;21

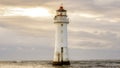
61;3;63;6
57;3;66;12
58;5;65;11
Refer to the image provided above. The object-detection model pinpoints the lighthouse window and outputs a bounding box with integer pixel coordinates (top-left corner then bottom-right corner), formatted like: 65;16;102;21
61;24;63;27
63;12;66;15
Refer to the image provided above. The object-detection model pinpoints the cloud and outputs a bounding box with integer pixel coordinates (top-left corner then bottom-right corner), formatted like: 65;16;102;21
0;0;52;6
0;26;54;60
93;0;120;6
0;16;54;36
69;30;120;49
0;0;119;48
0;0;120;60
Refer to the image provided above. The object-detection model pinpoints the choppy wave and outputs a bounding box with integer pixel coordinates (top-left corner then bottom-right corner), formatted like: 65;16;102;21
0;60;120;68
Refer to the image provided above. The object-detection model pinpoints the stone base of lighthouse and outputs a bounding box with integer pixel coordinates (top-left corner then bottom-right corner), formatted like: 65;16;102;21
53;61;70;66
52;47;70;66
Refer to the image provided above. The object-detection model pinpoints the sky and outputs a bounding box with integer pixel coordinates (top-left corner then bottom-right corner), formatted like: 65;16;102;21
0;0;120;60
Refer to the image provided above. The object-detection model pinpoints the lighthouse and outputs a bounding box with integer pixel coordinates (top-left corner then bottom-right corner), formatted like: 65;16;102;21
53;6;70;65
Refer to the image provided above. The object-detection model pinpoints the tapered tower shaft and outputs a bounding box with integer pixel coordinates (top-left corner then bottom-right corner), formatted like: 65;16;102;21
53;6;70;65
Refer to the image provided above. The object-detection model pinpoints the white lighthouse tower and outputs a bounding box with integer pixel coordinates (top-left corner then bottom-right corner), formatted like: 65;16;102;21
53;6;70;65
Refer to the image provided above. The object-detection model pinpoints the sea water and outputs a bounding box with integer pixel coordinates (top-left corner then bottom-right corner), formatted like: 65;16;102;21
0;60;120;68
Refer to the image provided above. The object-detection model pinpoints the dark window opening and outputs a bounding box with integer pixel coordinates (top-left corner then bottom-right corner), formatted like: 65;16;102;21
61;24;63;27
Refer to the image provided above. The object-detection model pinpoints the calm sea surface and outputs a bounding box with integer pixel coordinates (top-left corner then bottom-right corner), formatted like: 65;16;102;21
0;60;120;68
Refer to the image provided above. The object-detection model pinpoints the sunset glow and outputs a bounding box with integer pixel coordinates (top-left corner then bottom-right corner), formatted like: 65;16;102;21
3;7;51;17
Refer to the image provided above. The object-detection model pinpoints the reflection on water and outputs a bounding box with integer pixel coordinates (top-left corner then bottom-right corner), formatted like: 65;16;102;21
0;61;120;68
